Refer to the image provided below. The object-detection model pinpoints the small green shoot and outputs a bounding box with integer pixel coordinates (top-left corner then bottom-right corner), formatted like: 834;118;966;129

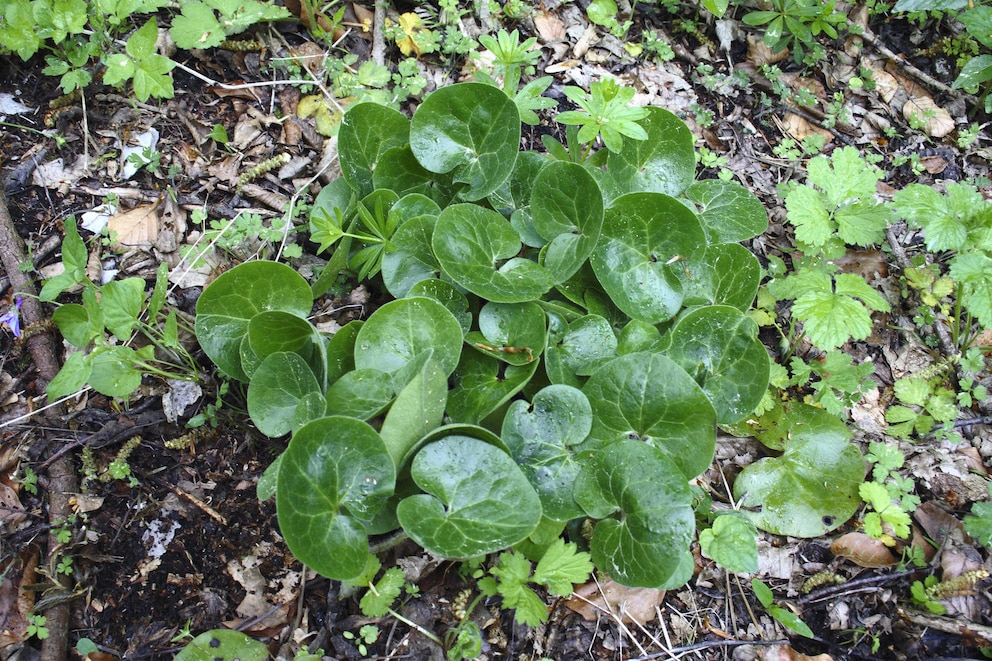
555;78;649;153
27;614;50;640
751;579;814;638
911;576;948;614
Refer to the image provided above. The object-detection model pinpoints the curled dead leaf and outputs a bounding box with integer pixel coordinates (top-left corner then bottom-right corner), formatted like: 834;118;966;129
747;34;789;67
758;645;834;661
564;575;664;624
830;532;897;567
107;199;162;249
903;95;954;138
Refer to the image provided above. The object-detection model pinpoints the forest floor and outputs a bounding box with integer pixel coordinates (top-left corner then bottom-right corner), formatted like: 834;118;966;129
1;1;992;660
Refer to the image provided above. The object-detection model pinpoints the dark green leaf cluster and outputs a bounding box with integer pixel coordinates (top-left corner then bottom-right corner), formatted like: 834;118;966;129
194;81;782;592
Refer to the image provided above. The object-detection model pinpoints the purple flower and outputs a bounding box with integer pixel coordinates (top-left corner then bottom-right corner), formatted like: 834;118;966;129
1;297;23;337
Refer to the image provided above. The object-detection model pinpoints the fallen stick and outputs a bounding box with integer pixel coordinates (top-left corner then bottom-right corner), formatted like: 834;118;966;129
0;192;76;661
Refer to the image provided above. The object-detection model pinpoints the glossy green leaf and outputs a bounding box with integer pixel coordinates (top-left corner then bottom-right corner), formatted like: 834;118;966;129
531;161;604;282
684;179;768;244
195;261;313;382
293;392;328;434
175;630;267;661
397;436;542;558
247;351;321;437
489;150;548;215
46;351;91;400
664;306;769;424
354;297;464;377
410;82;520;201
324;369;394;420
407;279;472;334
574;440;694;587
582;352;716;480
338;103;411;198
606;107;695;197
734;403;864;537
379;358;448;467
467;302;546;366
502;385;592;521
591;192;706;324
325;320;361;386
684;243;762;311
433;203;554;303
381;215;439;297
373;145;445;199
277;417;395;580
248;310;317;362
448;350;539;424
545;314;617;387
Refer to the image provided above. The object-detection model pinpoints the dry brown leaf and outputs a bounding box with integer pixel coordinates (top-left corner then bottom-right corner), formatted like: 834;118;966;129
903;95;954;138
746;34;789;67
779;113;834;146
108;200;162;249
830;532;897;567
534;9;566;43
0;551;37;647
914;501;965;545
758;645;834;661
564;575;664;624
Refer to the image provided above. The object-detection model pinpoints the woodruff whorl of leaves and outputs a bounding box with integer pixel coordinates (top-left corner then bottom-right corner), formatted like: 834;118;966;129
195;82;864;597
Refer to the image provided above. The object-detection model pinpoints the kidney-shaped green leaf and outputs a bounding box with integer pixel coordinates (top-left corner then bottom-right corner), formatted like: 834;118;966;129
433;203;554;303
531;161;604;283
606;107;695;197
502;385;592;522
325;368;395;420
354;297;464;377
397;436;542;558
544;314;617;387
684;179;768;244
195;261;313;382
379;357;448;467
583;352;716;480
664;306;769;424
382;214;440;298
247;351;321;437
574;440;694;587
733;402;864;538
277;416;395;580
248;310;318;363
683;243;762;311
339;103;411;198
410;82;520;201
590;193;706;324
467;301;546;366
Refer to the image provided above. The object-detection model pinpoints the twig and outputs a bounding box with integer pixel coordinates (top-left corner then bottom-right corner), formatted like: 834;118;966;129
861;27;963;100
627;637;791;660
372;0;387;66
0;191;76;661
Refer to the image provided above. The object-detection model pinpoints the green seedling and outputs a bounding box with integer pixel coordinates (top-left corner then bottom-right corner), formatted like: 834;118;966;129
752;579;814;637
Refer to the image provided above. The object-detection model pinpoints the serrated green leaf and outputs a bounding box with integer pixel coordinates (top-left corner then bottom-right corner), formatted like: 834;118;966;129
170;3;225;49
950;251;992;329
786;186;831;249
360;567;405;617
807;146;882;206
532;538;594;595
791;287;874;351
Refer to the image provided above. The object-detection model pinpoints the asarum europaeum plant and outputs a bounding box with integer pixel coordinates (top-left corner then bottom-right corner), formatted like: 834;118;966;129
195;81;808;588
